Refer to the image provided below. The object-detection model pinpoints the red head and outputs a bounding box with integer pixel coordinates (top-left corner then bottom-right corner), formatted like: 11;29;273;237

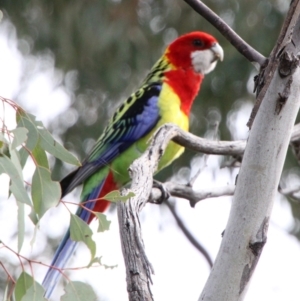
165;31;223;75
162;32;223;115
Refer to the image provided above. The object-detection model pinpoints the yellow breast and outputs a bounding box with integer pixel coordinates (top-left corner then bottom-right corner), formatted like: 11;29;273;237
137;82;189;171
112;82;189;184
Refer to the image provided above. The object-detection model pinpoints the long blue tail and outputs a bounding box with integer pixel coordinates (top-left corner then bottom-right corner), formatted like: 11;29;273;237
42;230;78;299
42;181;104;299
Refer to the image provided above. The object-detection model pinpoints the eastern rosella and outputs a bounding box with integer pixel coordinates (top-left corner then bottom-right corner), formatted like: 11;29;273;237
42;31;223;298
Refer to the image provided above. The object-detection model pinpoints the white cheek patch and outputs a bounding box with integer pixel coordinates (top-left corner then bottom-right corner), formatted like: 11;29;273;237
191;50;217;74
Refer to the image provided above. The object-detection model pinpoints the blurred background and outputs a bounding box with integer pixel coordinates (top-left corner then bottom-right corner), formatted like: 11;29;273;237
1;0;300;300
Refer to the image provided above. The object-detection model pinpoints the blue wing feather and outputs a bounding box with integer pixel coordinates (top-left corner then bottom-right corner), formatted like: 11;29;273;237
60;83;162;196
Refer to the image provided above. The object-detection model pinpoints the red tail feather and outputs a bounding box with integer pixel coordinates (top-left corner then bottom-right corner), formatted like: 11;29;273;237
88;171;118;223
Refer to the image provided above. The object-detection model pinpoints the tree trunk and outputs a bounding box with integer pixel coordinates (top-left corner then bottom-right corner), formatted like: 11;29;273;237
199;2;300;300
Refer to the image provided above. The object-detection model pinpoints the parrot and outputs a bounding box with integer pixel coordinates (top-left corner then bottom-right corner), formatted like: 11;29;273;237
42;31;223;298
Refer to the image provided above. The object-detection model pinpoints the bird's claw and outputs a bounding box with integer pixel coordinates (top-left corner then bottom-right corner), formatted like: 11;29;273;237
150;180;170;204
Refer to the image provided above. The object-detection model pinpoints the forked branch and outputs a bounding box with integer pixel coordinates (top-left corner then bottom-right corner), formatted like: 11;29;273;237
118;115;300;300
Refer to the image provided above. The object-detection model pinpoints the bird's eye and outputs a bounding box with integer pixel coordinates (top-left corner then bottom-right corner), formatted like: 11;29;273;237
192;39;203;47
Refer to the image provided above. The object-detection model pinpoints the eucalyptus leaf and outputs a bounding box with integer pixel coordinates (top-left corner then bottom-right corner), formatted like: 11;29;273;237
87;256;117;269
11;128;28;150
61;281;97;301
94;212;111;232
38;128;80;166
14;272;33;301
16;112;39;167
0;155;32;206
102;190;135;203
70;214;96;260
20;283;45;301
31;166;61;218
16;111;39;151
17;201;25;252
32;143;49;169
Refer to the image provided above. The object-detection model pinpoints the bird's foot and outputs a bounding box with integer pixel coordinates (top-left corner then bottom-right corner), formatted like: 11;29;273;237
150;180;170;204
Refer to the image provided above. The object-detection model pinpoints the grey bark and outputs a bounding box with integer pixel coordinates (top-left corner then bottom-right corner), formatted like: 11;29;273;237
199;1;300;300
117;2;300;300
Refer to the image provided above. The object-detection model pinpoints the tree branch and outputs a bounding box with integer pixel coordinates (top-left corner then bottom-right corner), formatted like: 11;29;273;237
164;124;246;156
184;0;266;66
165;200;213;268
150;183;235;207
118;114;300;300
117;120;244;300
247;0;300;127
117;192;154;300
199;3;300;300
147;122;300;209
116;123;179;301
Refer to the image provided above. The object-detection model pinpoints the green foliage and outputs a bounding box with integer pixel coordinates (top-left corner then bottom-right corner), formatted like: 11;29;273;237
15;272;45;301
38;128;81;166
70;214;96;262
11;128;28;150
68;192;128;262
0;99;107;299
14;272;98;301
31;166;61;219
0;155;32;207
17;201;25;252
16;110;81;167
102;190;135;203
0;107;79;225
87;256;117;270
94;212;111;233
67;191;132;263
61;281;97;301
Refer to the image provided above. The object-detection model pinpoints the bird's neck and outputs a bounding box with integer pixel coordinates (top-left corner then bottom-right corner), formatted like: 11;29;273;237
143;57;170;84
144;57;203;115
164;68;203;116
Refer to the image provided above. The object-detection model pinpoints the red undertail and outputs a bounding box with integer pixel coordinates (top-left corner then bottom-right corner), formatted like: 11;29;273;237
87;171;118;223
